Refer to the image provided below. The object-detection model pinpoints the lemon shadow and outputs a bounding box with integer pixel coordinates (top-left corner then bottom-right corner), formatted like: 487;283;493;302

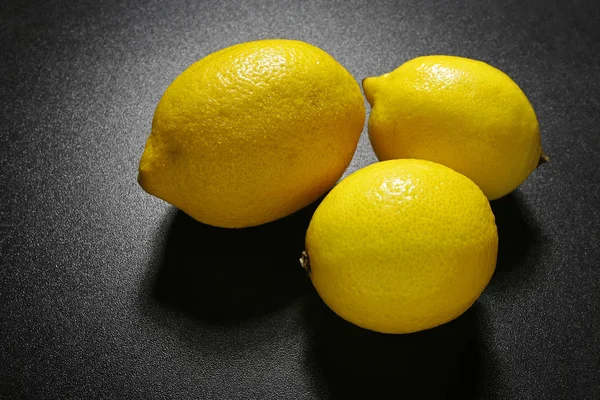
304;291;480;399
489;192;545;288
150;201;319;323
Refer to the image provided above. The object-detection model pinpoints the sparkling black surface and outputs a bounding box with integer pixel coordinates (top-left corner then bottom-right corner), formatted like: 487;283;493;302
1;0;600;399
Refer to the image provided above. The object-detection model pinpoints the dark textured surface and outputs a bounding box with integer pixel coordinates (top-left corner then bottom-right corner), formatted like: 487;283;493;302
1;0;600;399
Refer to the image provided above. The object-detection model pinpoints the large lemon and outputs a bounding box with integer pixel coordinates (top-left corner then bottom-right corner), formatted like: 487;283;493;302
139;39;365;228
304;159;498;334
363;55;544;200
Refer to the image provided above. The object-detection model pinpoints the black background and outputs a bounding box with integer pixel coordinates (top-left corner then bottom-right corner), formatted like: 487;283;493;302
1;0;599;399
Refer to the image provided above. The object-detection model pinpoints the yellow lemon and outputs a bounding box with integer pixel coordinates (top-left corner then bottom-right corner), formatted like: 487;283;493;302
304;159;498;334
363;55;544;200
139;39;365;228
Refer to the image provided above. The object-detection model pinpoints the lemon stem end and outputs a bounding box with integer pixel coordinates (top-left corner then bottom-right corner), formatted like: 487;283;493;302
538;151;550;167
299;251;311;273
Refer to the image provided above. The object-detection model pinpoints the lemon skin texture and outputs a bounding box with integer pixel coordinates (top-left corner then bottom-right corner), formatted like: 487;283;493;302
305;159;498;334
363;55;542;200
139;39;365;228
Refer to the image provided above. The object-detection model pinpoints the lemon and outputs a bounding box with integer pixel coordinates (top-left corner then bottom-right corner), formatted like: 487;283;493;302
363;55;544;200
304;159;498;334
138;39;365;228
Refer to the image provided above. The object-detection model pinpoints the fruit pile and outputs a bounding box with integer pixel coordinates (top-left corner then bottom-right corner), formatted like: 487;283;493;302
138;39;544;334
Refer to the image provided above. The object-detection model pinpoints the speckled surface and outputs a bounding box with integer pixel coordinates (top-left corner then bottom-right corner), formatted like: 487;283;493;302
1;0;599;399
